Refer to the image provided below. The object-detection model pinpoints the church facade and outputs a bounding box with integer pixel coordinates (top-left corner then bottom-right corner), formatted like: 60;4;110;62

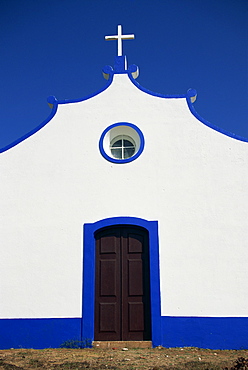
0;27;248;349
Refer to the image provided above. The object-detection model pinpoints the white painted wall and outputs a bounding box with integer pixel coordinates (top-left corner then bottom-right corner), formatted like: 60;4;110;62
0;74;247;318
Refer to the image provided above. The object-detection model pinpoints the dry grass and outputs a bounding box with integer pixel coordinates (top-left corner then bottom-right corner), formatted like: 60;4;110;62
0;347;248;369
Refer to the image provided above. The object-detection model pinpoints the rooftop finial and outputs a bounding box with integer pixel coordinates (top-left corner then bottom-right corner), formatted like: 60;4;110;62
105;25;135;56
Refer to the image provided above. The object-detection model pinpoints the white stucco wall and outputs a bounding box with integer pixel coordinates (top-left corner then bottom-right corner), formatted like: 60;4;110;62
0;73;248;318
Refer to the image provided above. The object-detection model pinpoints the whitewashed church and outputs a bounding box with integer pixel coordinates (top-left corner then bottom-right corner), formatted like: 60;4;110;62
1;26;248;349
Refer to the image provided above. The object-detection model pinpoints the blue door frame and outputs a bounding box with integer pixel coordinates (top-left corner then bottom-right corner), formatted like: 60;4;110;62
82;217;161;347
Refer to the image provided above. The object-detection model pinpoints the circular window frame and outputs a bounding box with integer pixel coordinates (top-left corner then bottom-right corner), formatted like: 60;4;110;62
99;122;145;164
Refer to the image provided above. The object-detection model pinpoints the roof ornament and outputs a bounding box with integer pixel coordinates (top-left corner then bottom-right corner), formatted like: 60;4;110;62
105;25;134;56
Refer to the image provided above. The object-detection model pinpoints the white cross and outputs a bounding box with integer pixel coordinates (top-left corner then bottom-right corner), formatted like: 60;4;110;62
105;25;135;56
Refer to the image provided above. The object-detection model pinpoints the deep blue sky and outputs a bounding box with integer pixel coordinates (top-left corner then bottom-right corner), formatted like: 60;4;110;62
0;0;247;149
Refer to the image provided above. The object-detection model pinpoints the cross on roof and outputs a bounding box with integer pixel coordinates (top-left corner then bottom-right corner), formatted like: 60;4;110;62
105;25;135;56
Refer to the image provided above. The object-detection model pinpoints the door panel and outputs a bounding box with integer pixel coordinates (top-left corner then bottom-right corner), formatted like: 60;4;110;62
128;233;143;253
94;226;151;341
99;303;117;332
129;302;144;331
95;228;121;340
100;260;116;296
128;260;143;296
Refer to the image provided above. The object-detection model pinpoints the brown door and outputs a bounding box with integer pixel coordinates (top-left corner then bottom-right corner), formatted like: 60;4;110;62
94;225;151;341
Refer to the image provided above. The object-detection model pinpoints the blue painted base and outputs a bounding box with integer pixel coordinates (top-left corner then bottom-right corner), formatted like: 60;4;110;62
1;316;248;349
161;317;248;350
0;318;81;349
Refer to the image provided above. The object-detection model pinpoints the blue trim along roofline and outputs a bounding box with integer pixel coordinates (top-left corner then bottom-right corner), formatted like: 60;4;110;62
0;77;114;154
184;91;248;143
99;122;145;164
82;217;161;347
1;56;247;154
0;102;58;154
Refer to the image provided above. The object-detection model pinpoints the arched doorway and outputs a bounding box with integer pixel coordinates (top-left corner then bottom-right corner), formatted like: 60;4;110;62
94;225;151;341
82;217;161;347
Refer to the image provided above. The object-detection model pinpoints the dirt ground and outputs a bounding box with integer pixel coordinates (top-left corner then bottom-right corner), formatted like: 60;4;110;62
0;347;248;370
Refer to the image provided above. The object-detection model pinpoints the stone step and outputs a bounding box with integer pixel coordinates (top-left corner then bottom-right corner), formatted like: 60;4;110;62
93;341;152;349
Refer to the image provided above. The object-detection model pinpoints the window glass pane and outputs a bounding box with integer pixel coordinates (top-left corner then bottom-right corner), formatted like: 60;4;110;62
124;147;135;159
112;140;122;147
111;148;122;159
123;139;134;147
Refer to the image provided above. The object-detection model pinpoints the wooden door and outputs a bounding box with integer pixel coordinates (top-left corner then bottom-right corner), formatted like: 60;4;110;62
94;226;151;341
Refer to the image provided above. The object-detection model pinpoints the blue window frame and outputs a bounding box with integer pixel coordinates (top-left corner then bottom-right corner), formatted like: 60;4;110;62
99;122;145;164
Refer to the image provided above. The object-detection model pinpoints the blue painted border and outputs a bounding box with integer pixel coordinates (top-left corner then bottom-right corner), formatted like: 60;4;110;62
82;217;161;347
0;318;81;349
99;122;145;164
1;315;248;349
161;316;248;350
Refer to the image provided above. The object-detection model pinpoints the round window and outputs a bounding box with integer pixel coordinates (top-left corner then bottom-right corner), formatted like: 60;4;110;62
99;123;144;163
110;135;136;159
